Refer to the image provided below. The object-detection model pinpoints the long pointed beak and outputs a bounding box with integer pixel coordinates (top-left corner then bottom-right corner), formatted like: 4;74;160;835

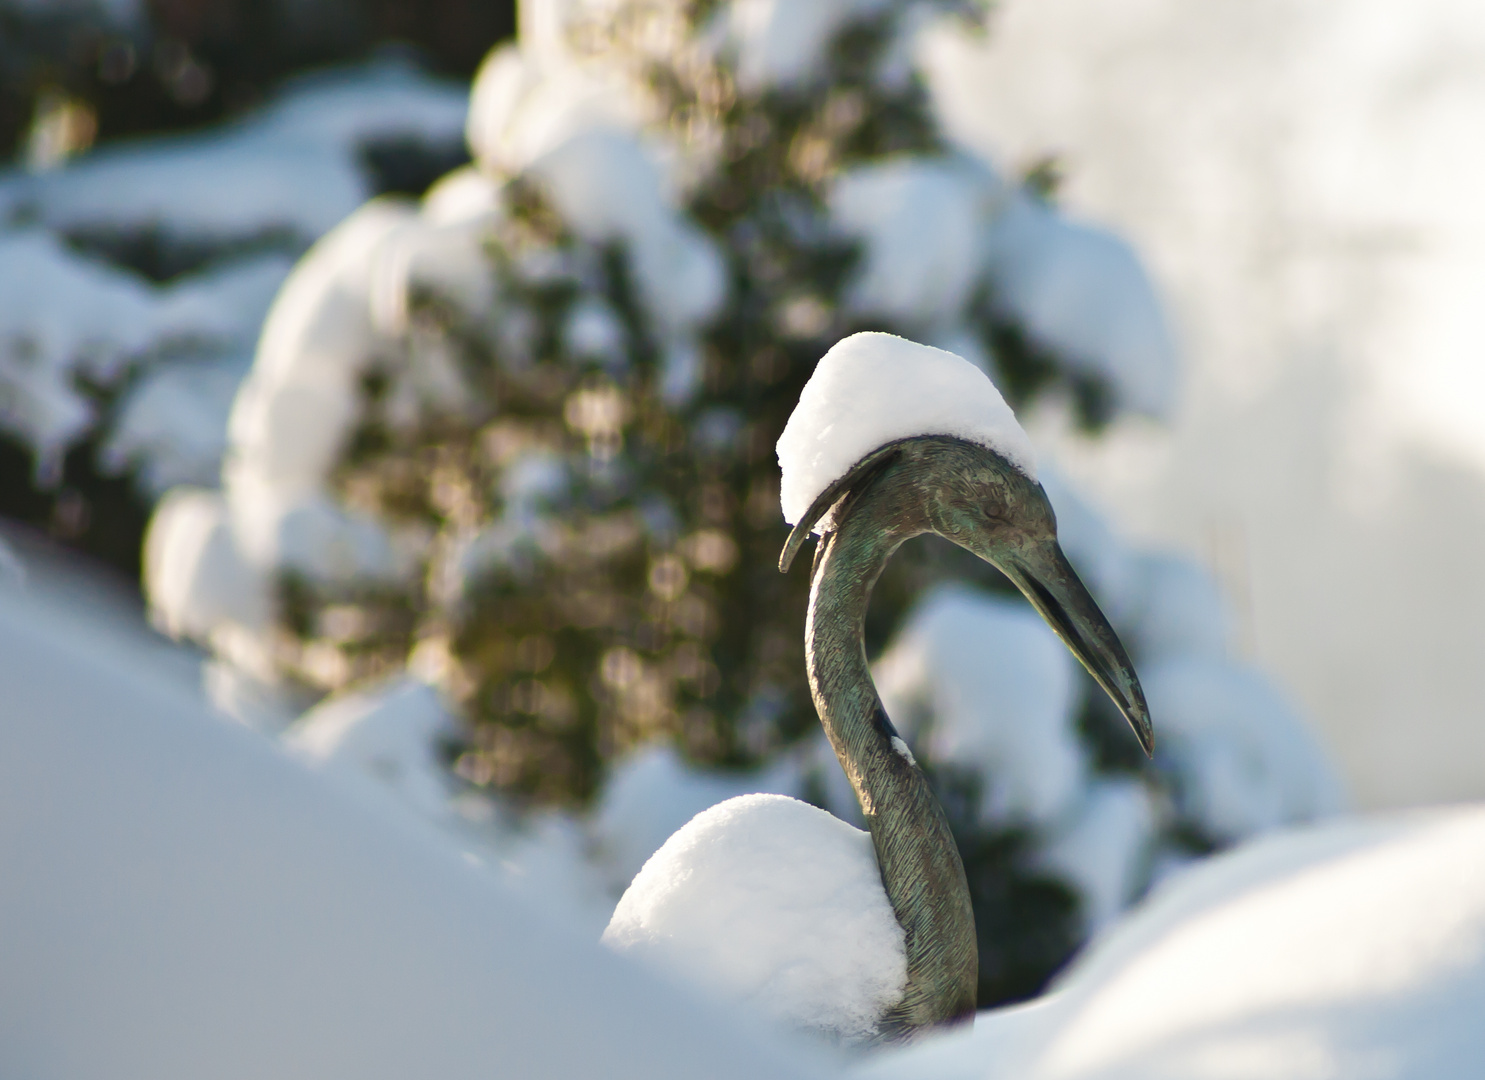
1002;541;1154;756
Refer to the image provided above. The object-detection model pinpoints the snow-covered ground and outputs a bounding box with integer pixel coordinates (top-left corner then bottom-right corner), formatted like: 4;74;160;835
923;0;1485;808
861;805;1485;1080
3;523;1478;1078
0;537;827;1080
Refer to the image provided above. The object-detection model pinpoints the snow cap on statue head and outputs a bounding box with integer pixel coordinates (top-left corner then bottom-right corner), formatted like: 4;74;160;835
777;332;1037;530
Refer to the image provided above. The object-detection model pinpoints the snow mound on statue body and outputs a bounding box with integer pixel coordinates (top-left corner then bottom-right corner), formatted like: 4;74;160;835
605;794;908;1045
776;331;1037;530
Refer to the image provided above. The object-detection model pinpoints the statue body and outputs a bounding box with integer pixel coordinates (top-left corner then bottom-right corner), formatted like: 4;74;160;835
609;435;1152;1043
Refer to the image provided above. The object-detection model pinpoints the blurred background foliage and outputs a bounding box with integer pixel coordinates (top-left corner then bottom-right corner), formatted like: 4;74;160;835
0;0;1340;1020
1;0;514;155
0;0;516;576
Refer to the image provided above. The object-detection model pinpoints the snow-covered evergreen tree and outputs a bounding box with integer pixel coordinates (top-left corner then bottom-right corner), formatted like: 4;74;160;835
143;0;1342;1012
0;59;470;572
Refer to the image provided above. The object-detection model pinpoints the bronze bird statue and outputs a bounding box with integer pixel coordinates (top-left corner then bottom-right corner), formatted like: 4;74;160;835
605;334;1152;1044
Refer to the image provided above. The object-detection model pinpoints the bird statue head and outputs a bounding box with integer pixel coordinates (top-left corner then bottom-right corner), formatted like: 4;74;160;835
777;332;1152;755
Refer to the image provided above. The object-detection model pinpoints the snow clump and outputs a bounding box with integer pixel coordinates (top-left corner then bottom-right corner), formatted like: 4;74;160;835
982;191;1178;418
0;59;469;508
0;58;467;248
874;585;1083;828
1143;656;1344;844
777;331;1037;527
604;792;907;1045
829;157;991;328
590;742;804;891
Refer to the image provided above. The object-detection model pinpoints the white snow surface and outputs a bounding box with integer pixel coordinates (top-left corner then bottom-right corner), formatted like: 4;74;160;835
207;198;437;594
526;127;726;335
0;59;464;492
726;0;891;91
0;230;287;482
228;198;413;497
106;254;296;493
144;486;271;642
465;41;723;337
859;806;1485;1080
1122;551;1231;662
604;793;907;1045
982;192;1177;418
287;675;461;820
467;43;641;176
0;572;825;1080
873;585;1083;828
0;228;158;473
777;332;1037;527
1032;779;1156;936
591;741;804;891
830;157;991;328
0;59;467;244
1143;656;1345;844
285;673;617;934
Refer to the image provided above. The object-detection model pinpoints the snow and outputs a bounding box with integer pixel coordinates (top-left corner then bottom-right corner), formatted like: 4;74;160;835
873;585;1083;828
1142;656;1345;844
0;59;467;245
1122;551;1231;662
0;60;463;492
152;251;299;344
204;199;431;592
0;230;287;485
725;0;892;92
104;352;253;494
565;295;628;364
467;43;641;177
981;191;1177;418
466;45;536;167
228;198;413;498
526;127;726;335
253;489;412;586
286;675;461;820
0;565;825;1080
102;254;296;494
286;673;617;932
422;165;503;225
860;806;1485;1080
604;793;907;1045
143;486;271;641
0;229;159;475
371;206;499;340
591;742;803;890
830;158;990;328
777;332;1037;528
1032;779;1156;935
466;39;724;337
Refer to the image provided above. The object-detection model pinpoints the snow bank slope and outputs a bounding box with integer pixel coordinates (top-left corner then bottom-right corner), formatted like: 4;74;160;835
861;806;1485;1080
0;586;822;1080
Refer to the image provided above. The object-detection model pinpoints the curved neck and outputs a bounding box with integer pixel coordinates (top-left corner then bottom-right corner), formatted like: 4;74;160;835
806;515;977;1036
